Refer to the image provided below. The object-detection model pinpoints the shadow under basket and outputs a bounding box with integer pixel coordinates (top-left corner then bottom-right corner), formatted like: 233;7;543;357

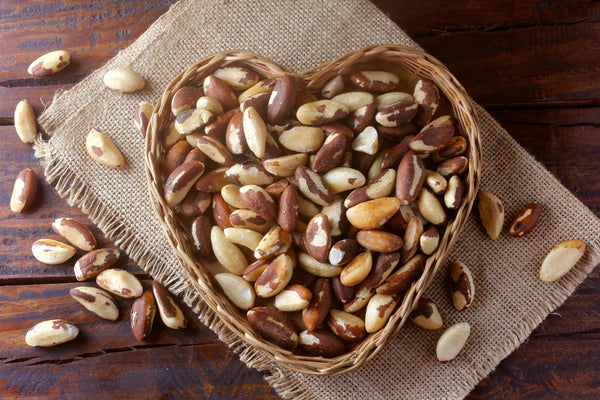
144;44;482;375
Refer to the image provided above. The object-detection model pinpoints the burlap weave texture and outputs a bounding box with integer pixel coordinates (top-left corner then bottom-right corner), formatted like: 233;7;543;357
35;1;600;399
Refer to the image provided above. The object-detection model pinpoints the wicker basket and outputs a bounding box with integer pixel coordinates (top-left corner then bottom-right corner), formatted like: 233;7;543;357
144;44;481;375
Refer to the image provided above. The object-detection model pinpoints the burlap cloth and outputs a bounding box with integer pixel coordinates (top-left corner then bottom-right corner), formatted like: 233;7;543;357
35;0;600;399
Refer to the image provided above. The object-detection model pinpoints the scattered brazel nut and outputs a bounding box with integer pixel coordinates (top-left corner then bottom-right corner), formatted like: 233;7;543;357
477;189;504;239
436;322;471;362
131;290;156;341
96;268;143;299
70;286;119;321
103;67;145;93
10;168;38;213
14;99;37;143
152;281;188;329
86;128;125;168
74;248;120;281
31;238;76;265
449;261;475;311
27;50;71;77
409;297;443;330
508;201;541;237
52;217;97;251
25;319;78;347
539;239;586;282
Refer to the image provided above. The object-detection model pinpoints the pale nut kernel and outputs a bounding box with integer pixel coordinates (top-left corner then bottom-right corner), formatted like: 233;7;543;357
449;261;475;311
343;283;375;313
278;126;325;153
86;128;125;169
131;290;156;341
298;252;343;277
417;187;447;226
14;100;37;143
375;92;413;110
223;227;263;251
296;100;349;126
420;226;440;255
220;184;247;209
196;135;232;165
215;272;256;310
27;50;71;77
242;106;268;158
210;225;247;275
103;68;145;93
321;197;347;237
340;252;373;287
10;168;38;213
263;153;308;178
225;163;274;187
332;91;375;112
70;286;119;321
274;284;312;312
351;126;378;155
73;248;120;281
477;190;505;239
321;75;344;98
540;239;586;282
25;319;78;347
31;239;76;265
436;322;471;362
409;297;443;330
346;197;401;230
152;281;188;329
96;268;143;299
364;293;399;333
52;217;97;251
400;215;424;263
322;167;366;195
444;175;465;210
425;169;448;195
355;229;403;253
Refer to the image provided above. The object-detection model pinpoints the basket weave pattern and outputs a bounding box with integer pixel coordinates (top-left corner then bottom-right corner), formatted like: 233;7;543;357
145;44;481;375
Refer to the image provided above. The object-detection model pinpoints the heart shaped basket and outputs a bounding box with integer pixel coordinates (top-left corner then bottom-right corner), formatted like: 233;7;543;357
144;44;481;375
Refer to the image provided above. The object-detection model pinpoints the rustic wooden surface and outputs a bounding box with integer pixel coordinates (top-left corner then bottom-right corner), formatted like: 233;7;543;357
1;1;599;398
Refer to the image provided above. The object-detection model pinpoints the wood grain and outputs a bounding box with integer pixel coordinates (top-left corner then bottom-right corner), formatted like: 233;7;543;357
1;0;599;399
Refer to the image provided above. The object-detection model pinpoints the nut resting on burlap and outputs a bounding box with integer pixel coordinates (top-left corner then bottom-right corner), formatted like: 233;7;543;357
34;1;600;399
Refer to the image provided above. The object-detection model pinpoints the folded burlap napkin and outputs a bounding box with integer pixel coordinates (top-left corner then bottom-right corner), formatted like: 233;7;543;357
35;1;600;399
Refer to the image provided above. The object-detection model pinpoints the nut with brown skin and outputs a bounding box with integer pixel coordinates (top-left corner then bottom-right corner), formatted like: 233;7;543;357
340;252;372;287
296;100;349;126
28;50;71;77
254;225;291;260
327;309;367;342
350;70;400;93
355;229;403;253
413;78;440;127
298;252;343;278
305;213;332;263
409;297;443;330
302;278;333;331
171;86;203;116
395;150;425;205
70;286;119;321
298;329;346;357
278;185;298;232
295;165;333;207
205;107;239;138
131;290;156;342
449;261;475;311
409;115;454;154
74;248;120;281
152;281;188;329
10;168;38;213
376;254;426;295
164;161;206;207
254;253;294;298
365;293;400;334
225;163;274;187
52;217;97;252
311;131;347;174
375;99;418;128
508;201;542;237
239;184;277;221
274;284;312;312
213;66;260;90
247;306;298;350
203;75;238;111
96;268;143;299
267;74;297;125
328;238;361;266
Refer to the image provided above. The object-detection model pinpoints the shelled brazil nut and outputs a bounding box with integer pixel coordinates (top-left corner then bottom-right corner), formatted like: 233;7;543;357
154;63;473;358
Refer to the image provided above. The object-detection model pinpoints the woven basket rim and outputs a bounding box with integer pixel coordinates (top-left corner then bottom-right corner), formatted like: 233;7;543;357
144;44;482;375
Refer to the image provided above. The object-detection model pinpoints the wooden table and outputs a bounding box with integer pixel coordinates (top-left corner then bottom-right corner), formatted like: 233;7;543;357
1;1;598;398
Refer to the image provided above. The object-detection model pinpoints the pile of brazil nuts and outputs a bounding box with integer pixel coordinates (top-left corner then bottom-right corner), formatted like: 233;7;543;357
156;64;473;357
